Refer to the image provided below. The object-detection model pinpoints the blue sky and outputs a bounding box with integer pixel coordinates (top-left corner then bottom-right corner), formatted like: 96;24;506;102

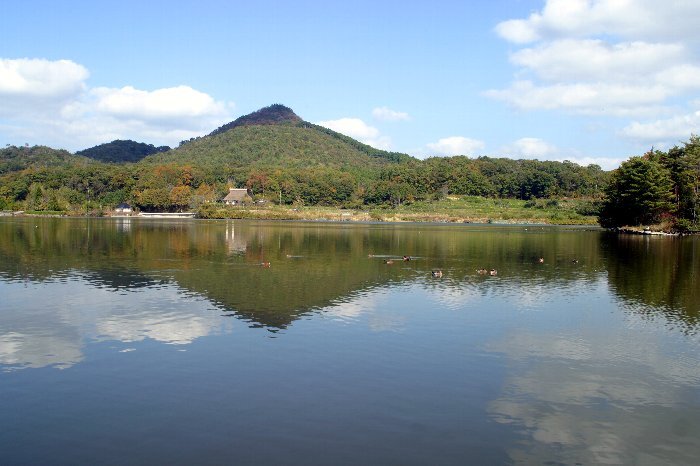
2;0;700;170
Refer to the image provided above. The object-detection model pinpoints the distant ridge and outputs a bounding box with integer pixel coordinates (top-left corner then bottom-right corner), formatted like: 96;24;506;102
209;104;302;136
1;145;82;174
77;140;170;163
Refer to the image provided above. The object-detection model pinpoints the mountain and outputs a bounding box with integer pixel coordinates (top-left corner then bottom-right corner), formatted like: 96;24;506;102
144;104;413;172
76;140;170;163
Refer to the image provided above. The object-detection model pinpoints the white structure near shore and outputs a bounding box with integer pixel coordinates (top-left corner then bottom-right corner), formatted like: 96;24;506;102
138;212;196;218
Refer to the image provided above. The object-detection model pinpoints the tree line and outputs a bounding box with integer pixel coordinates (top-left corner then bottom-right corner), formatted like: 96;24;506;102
4;135;699;232
599;136;700;232
0;145;609;214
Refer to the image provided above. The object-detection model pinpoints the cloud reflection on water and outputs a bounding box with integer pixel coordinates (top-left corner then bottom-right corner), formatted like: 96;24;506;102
0;331;83;370
485;295;700;465
321;289;409;333
0;277;230;371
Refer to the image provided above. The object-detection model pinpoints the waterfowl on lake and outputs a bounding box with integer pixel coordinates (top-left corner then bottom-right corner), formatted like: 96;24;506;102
403;255;412;261
384;259;394;265
477;269;489;275
431;270;443;278
489;269;498;276
538;257;544;263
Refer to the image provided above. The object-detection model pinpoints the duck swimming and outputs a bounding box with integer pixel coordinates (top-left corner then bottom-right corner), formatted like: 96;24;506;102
431;270;443;278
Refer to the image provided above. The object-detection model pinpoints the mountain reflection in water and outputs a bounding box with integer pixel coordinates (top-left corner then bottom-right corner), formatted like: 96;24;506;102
0;217;698;465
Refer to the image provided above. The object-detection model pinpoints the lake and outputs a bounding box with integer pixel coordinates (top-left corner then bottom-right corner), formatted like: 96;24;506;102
1;217;698;465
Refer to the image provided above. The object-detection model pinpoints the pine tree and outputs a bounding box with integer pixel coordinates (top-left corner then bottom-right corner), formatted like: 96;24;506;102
599;156;673;227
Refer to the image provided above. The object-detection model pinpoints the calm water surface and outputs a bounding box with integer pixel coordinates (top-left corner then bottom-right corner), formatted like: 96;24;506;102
1;218;698;465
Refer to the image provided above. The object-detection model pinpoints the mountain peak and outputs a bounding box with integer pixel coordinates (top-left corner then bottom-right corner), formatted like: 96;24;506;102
210;104;303;136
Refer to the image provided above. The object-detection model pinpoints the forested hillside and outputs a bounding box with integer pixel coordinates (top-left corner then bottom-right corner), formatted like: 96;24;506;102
151;122;407;176
0;104;611;215
76;140;170;163
1;145;87;175
166;104;412;170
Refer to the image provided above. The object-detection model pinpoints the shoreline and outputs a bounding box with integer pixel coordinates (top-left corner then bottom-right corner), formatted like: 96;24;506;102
193;203;601;226
615;227;682;237
6;210;698;234
3;208;601;227
4;196;606;226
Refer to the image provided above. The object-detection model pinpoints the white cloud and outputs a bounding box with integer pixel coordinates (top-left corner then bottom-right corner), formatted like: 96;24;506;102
317;117;392;149
495;0;700;44
490;1;700;123
416;135;620;169
485;80;670;116
495;17;540;44
495;39;700;115
622;110;700;142
43;116;214;151
49;91;230;150
0;58;88;98
318;117;378;139
569;156;624;170
92;85;229;122
0;58;234;150
372;106;410;121
0;58;89;120
655;64;700;92
426;136;485;156
499;137;623;170
510;40;687;83
503;137;559;158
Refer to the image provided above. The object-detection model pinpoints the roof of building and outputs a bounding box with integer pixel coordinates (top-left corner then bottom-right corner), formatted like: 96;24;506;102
223;188;250;202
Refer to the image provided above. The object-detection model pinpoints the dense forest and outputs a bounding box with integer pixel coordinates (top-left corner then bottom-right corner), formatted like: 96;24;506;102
0;151;608;215
599;136;700;232
76;140;171;163
2;104;695;231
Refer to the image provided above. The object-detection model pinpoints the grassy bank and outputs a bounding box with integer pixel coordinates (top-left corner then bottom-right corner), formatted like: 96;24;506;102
196;196;601;225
